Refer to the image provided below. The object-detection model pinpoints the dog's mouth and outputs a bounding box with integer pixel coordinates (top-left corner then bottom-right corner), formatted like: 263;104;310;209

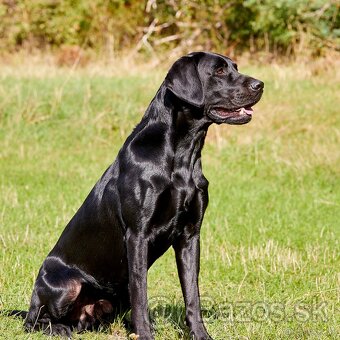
214;106;254;118
208;105;254;125
208;90;264;125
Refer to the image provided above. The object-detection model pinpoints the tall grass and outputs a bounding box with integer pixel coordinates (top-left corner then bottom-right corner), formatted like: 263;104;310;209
0;59;339;339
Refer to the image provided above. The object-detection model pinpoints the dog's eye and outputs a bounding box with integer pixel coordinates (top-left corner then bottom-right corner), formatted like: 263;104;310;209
215;67;226;76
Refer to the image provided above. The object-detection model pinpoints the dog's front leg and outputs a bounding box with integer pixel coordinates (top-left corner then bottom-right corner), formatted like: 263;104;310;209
126;232;153;340
174;232;212;340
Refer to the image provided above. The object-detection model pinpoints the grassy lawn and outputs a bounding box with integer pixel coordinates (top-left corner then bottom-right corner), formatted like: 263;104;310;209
0;60;339;339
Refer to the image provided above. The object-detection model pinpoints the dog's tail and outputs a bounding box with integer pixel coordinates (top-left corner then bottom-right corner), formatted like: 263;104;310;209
0;309;28;319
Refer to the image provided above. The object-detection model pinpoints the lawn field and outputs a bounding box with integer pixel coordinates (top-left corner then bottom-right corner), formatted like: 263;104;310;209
0;59;339;339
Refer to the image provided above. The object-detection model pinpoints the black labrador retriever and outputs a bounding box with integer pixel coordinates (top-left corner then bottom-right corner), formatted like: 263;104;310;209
22;52;263;339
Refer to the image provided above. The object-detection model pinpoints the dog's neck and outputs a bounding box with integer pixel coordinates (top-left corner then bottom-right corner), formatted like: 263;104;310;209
144;85;211;172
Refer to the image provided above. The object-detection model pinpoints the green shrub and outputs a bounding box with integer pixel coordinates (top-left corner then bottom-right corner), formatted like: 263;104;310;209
0;0;338;57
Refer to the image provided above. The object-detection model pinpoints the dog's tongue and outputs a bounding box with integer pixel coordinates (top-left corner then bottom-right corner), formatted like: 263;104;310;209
241;107;253;116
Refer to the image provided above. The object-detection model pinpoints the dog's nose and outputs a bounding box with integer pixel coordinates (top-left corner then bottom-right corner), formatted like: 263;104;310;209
250;80;264;91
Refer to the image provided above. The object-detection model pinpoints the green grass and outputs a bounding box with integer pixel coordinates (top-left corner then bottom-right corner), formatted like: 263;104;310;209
0;60;339;339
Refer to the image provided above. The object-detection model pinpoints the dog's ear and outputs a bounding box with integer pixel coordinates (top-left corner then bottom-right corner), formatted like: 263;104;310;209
165;55;204;108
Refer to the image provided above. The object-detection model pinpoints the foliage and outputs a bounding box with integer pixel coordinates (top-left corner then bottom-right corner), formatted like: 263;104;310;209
0;0;338;57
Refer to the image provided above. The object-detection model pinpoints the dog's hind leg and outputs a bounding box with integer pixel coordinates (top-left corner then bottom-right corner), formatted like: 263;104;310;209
24;257;83;337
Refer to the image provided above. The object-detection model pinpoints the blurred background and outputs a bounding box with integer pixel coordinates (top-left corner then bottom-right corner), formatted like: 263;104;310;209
0;0;339;65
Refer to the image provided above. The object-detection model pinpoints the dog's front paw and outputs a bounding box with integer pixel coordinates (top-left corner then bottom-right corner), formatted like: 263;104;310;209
129;331;154;340
190;329;213;340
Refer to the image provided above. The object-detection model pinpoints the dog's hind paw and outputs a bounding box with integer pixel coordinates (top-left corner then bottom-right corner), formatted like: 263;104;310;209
25;320;72;338
43;323;72;338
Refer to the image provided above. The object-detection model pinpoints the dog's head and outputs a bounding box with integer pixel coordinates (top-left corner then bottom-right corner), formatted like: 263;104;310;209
165;52;264;125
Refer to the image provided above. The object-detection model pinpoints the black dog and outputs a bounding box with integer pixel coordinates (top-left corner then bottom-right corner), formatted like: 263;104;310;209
21;52;263;339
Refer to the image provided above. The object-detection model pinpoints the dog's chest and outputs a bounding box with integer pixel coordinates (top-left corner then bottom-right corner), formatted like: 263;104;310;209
151;170;206;240
147;182;201;257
